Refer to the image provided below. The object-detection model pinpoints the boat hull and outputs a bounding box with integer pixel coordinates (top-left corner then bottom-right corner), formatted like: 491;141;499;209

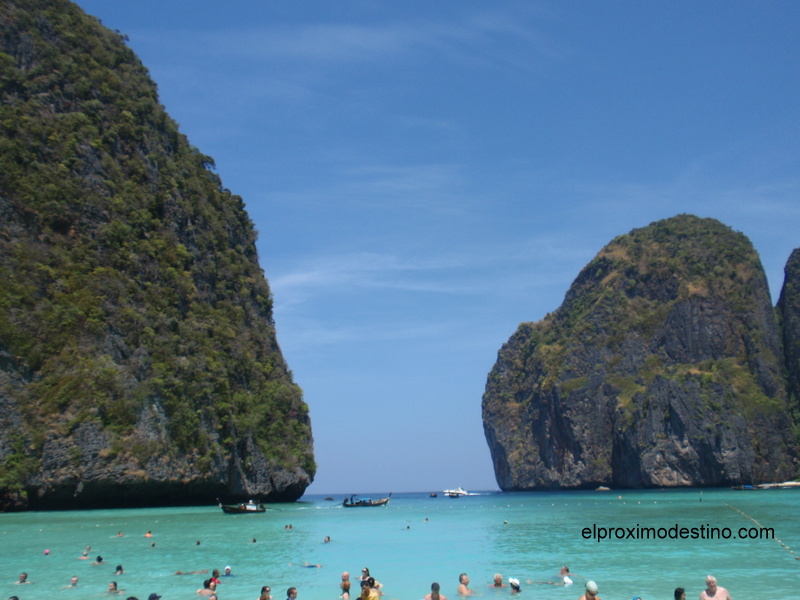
217;499;267;514
342;495;391;507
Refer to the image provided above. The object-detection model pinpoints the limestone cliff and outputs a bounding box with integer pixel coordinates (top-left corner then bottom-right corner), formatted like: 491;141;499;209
483;215;797;490
778;248;800;431
0;0;314;509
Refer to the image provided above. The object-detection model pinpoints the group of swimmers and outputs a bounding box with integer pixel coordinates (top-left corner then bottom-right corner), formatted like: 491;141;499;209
5;566;733;600
337;567;383;600
6;564;733;600
331;566;733;600
565;573;733;600
7;528;734;600
337;568;562;600
10;568;162;600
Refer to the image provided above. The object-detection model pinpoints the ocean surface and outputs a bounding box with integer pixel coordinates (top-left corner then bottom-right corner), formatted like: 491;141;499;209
1;488;798;600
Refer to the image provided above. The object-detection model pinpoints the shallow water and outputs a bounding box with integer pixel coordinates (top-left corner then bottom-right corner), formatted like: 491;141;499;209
1;488;798;600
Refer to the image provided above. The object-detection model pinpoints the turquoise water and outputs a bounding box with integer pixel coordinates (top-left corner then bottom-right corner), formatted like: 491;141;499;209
1;488;798;600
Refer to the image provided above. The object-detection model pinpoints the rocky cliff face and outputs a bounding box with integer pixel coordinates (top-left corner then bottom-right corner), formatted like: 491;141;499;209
0;0;314;509
483;215;797;490
778;248;800;429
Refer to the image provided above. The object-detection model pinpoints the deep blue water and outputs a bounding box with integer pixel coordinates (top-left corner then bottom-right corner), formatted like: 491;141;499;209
1;488;798;600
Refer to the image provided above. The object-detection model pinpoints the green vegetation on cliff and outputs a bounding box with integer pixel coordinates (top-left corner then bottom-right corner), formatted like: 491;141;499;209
483;215;797;490
502;216;780;407
0;0;314;507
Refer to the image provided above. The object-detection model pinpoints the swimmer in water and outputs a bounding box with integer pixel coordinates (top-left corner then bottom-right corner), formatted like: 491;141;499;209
108;581;124;594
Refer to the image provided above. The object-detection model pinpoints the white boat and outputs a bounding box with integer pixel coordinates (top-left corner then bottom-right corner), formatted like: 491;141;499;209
443;487;469;497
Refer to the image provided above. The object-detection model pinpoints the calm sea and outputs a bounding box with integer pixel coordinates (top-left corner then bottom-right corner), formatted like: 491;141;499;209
1;488;798;600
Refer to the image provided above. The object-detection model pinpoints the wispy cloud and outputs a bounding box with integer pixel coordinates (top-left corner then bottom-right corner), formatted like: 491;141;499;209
135;5;564;73
269;232;584;311
270;251;477;300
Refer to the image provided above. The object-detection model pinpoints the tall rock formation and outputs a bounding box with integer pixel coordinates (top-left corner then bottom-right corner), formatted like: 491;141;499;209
0;0;314;509
483;215;797;490
778;248;800;428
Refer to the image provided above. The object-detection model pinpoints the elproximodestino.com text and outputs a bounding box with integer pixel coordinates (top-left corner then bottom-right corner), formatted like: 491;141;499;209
582;523;774;542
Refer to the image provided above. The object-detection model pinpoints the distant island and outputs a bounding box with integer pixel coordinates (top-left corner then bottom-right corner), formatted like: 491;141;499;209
0;0;315;510
483;215;799;490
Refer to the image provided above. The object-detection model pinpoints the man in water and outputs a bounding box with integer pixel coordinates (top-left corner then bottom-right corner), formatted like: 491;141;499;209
578;580;600;600
15;572;31;585
535;566;575;587
108;581;124;594
458;574;474;596
424;582;447;600
197;579;217;597
259;585;273;600
490;574;505;588
699;575;731;600
286;587;298;600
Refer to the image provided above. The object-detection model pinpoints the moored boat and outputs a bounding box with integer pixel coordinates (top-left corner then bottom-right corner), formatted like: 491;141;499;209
343;494;391;507
217;499;267;514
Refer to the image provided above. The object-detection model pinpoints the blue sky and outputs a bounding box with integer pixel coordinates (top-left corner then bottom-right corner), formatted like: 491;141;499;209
72;1;799;495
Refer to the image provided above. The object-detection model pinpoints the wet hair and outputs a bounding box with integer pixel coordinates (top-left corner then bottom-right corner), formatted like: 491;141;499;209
674;589;685;600
431;582;441;600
